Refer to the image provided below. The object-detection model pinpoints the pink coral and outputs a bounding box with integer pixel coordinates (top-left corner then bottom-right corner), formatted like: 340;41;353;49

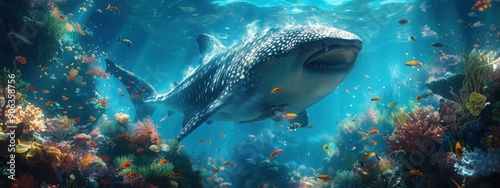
74;133;91;148
430;152;457;170
86;66;110;79
367;108;379;124
131;117;161;145
438;99;460;125
385;105;447;153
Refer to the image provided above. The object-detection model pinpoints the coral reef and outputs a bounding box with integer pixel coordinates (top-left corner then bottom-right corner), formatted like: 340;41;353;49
465;92;487;116
385;105;446;153
425;73;465;100
14;104;46;133
455;148;500;176
334;170;360;187
43;116;80;142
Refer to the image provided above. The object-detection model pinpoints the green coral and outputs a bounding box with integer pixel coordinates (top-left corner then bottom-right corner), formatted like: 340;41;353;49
465;92;487;116
42;14;68;40
492;101;500;123
334;170;360;187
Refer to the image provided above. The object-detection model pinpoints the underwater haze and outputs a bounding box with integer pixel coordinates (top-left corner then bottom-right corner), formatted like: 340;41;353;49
0;0;499;187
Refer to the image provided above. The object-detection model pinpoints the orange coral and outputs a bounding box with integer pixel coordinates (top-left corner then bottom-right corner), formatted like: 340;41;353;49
14;104;46;133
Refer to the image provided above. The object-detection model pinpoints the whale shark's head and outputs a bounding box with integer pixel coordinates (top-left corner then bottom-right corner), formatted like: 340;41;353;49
244;25;362;112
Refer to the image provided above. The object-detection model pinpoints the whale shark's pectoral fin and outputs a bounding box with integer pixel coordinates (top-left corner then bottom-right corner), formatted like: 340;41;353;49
105;59;159;121
288;110;309;128
177;95;229;141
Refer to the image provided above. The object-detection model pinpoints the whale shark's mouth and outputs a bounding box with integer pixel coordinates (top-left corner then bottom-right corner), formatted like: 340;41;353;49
305;44;360;70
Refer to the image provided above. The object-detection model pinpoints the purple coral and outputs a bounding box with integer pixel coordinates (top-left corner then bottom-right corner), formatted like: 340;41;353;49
385;105;447;153
455;148;500;176
438;99;459;125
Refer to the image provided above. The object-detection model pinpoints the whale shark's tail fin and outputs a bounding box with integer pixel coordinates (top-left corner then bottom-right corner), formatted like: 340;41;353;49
105;59;158;121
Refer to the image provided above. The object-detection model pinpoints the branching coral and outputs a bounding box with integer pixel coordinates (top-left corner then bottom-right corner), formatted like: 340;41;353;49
385;105;447;153
14;104;46;133
465;92;487;116
44;116;79;142
454;148;500;176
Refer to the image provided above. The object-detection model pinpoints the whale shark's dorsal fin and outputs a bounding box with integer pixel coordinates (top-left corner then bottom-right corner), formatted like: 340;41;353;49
197;33;225;55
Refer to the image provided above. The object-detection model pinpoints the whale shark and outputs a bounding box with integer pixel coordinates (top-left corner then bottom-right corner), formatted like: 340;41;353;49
105;25;362;141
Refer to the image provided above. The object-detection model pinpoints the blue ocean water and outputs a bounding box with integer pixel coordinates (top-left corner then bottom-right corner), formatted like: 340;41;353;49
0;0;499;187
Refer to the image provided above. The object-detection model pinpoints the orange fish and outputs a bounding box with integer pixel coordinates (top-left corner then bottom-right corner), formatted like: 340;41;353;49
317;175;332;180
168;173;184;179
211;168;219;173
127;172;138;178
98;99;107;106
67;75;75;81
145;130;153;135
78;106;83;109
271;87;284;94
100;179;113;184
89;116;96;121
199;139;205;143
410;170;423;176
160;159;168;164
26;86;37;93
471;0;492;11
62;95;69;100
121;159;132;168
88;141;97;147
371;97;381;102
151;136;158;142
361;134;369;141
455;141;463;159
16;56;27;64
368;129;379;134
179;145;185;149
42;90;49;94
270;149;283;159
405;60;422;67
220;133;226;137
73;117;80;123
45;101;55;106
370;140;377;145
416;95;421;100
282;113;298;120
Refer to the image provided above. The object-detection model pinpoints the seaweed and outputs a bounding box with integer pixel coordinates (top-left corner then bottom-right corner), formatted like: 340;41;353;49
449;49;496;133
0;64;26;127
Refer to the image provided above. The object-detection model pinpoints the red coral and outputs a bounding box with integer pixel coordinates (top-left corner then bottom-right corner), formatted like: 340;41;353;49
9;173;37;188
385;105;447;153
73;133;91;149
